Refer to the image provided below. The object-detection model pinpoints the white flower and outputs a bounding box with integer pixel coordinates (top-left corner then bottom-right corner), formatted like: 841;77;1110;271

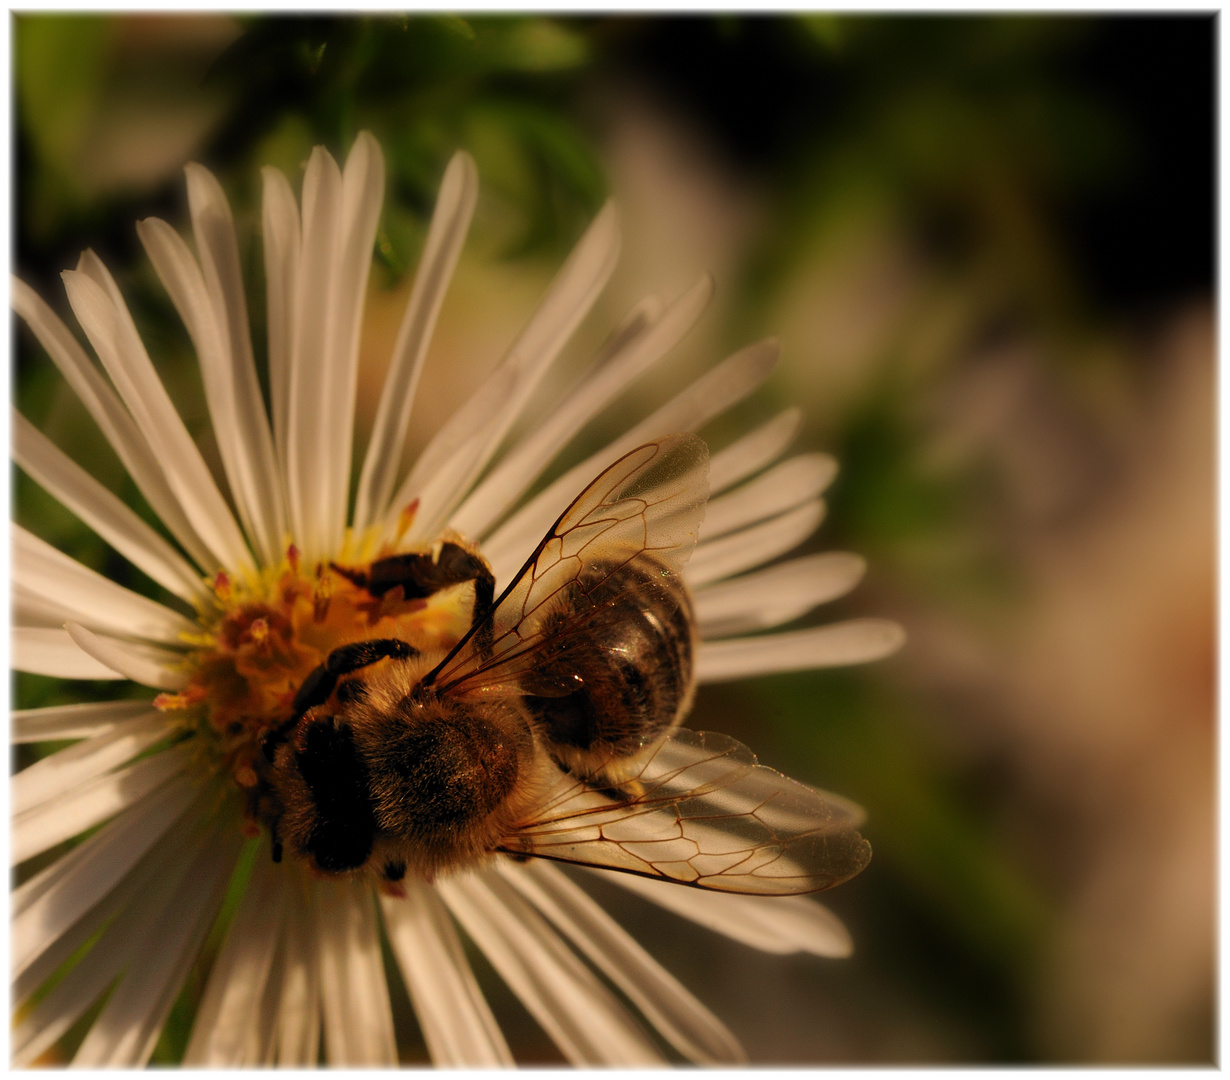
12;132;905;1066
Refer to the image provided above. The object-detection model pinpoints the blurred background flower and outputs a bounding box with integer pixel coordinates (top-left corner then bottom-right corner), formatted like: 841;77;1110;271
14;12;1214;1065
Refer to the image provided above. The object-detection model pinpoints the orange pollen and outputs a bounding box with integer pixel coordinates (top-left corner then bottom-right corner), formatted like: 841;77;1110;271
213;570;232;601
395;499;420;545
286;543;300;573
312;570;333;623
154;686;207;711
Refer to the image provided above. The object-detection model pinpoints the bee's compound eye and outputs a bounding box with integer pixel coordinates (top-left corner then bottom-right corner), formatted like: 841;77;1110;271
294;719;377;873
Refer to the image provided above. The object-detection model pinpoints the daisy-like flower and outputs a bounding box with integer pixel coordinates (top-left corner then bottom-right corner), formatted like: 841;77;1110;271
12;132;905;1066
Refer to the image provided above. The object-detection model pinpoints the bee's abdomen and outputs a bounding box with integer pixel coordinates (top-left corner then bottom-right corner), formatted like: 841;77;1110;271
526;559;695;761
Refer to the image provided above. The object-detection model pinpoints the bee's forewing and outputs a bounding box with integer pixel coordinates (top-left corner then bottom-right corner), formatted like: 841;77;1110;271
501;728;872;896
429;434;710;698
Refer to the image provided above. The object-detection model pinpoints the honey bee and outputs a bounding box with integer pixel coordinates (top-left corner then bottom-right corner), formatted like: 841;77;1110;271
258;434;871;895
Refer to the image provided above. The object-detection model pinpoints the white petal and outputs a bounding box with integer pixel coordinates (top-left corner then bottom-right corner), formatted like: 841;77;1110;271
315;878;398;1066
701;453;837;541
12;809;216;1065
13;741;195;865
592;869;854;956
12;276;217;570
392;364;519;541
451;276;713;541
13;698;155;743
273;872;322;1065
285;145;344;559
286;135;385;560
708;407;802;495
14;524;197;642
14;709;170;813
693;552;867;637
137;217;265;562
354;150;479;530
140;196;286;567
184;842;286;1065
64;622;189;690
61;263;251;572
13;410;206;602
16;942;120;1064
12;626;127;679
70;828;242;1067
72;251;256;569
13;771;200;980
253;929;286;1066
697;618;907;682
326;132;386;549
483;338;779;585
501;860;746;1063
13;801;202;1009
15;586;100;629
261;165;302;483
439;868;664;1065
75;246;148;346
686;501;825;588
382;881;514;1067
11;587;174;650
617;338;779;450
187;163;288;562
397;200;622;543
587;294;664;373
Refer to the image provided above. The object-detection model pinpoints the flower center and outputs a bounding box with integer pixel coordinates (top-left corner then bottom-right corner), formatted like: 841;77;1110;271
162;542;477;833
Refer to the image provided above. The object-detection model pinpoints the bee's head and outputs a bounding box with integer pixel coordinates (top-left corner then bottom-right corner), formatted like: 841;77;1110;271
270;711;378;876
269;668;545;881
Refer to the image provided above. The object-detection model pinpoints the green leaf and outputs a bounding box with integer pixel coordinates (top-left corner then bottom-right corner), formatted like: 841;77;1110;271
797;14;846;53
483;17;589;72
15;15;115;175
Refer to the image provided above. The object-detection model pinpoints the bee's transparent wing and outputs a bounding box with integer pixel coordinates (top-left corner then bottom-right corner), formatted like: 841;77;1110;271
500;728;872;895
427;433;709;699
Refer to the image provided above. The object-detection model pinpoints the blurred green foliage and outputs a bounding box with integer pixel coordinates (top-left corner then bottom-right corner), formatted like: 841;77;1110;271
13;12;1212;1065
15;14;606;273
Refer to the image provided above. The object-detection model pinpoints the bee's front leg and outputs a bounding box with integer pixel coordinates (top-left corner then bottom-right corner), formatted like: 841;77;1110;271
332;543;495;642
261;638;418;761
332;544;494;612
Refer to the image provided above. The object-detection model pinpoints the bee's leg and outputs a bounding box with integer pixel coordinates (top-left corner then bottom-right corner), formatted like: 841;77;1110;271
332;544;495;651
471;571;495;660
331;544;490;600
261;638;418;761
324;637;418;677
302;638;419;714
